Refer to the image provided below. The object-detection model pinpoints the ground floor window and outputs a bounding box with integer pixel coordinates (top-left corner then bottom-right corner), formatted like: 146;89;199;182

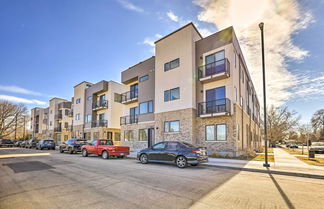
139;129;148;141
107;132;112;139
115;133;121;141
164;120;180;132
93;132;99;139
64;135;68;141
205;124;227;141
124;130;134;141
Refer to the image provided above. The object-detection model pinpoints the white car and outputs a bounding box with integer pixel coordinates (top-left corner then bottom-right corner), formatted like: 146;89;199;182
310;142;324;154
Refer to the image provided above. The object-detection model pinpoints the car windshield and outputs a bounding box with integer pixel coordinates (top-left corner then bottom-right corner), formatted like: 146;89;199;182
99;140;113;145
44;140;53;143
312;142;324;146
181;142;195;148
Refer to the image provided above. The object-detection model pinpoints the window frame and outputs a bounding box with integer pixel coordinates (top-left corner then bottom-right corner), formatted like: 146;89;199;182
205;124;227;141
124;130;134;141
139;100;154;115
164;87;180;102
139;75;149;82
138;129;148;141
164;120;180;133
76;98;81;104
164;58;180;72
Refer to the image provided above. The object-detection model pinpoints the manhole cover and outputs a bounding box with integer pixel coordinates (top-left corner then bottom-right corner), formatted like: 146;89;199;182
5;161;54;173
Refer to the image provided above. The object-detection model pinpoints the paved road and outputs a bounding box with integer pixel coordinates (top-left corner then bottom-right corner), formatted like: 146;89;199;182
1;148;324;209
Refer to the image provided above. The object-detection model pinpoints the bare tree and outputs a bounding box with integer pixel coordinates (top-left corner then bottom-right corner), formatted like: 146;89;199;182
311;109;324;140
0;100;27;138
267;105;300;144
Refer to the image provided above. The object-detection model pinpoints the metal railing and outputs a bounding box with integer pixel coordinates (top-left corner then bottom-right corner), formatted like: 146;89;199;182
198;98;231;116
63;125;73;132
121;90;138;103
198;58;230;79
54;127;62;132
91;120;108;128
54;113;63;120
120;115;138;125
92;100;108;109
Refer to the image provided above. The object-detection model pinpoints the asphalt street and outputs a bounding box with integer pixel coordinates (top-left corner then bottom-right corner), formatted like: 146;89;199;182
1;148;324;209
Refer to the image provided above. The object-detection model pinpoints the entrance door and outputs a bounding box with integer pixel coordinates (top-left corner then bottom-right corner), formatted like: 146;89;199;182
148;128;155;148
206;86;226;113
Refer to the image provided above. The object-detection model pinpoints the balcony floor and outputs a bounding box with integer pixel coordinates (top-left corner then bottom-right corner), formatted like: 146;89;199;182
199;72;230;83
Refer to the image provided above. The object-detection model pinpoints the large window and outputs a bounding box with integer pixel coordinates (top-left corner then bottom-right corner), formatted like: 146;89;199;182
164;87;180;102
139;101;153;114
139;129;148;141
76;98;81;104
124;130;134;141
164;120;180;133
85;114;92;123
205;124;227;141
75;113;80;120
139;75;149;82
164;58;180;71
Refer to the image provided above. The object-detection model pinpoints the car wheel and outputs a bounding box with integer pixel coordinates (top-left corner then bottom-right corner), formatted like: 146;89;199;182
140;154;148;164
52;147;55;150
68;148;74;154
176;156;187;168
59;147;64;153
191;164;198;166
82;149;88;157
36;146;38;150
102;151;109;159
40;147;43;150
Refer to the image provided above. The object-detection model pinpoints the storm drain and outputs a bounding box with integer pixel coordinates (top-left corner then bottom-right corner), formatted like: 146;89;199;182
4;161;54;173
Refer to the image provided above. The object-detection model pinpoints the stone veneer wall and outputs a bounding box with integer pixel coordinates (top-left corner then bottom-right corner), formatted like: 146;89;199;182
155;108;196;144
196;115;237;156
121;122;155;151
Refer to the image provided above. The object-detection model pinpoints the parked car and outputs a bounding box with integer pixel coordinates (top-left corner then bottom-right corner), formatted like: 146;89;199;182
59;139;87;154
0;139;14;147
287;143;298;148
36;139;55;150
25;139;39;149
137;141;208;168
14;140;23;147
81;139;130;159
309;142;324;154
20;140;28;148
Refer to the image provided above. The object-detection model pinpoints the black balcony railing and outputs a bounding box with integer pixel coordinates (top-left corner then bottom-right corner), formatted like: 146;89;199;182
198;98;231;116
54;127;62;132
198;58;230;79
92;100;108;109
63;125;73;132
91;120;108;128
121;90;138;103
120;115;138;125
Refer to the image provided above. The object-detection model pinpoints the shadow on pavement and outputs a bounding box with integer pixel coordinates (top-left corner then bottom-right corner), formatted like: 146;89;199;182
204;164;324;180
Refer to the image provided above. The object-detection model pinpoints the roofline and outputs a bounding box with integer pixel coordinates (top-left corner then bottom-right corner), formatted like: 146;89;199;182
121;56;155;74
49;97;67;101
73;81;93;88
154;22;203;44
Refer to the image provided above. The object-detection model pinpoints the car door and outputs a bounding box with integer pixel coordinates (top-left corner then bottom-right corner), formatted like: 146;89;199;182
87;140;97;154
164;142;180;161
148;142;166;161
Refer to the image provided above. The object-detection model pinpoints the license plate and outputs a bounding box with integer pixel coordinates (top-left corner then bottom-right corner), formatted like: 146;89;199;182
120;153;125;156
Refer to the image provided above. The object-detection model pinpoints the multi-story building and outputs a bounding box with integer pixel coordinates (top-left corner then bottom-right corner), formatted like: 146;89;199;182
120;23;261;156
83;80;126;144
31;107;48;139
119;57;155;150
57;101;73;142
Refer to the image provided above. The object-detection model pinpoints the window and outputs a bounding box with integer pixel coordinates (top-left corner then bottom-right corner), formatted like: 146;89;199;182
205;124;227;141
164;88;180;102
114;93;121;102
139;101;153;114
124;130;134;141
64;135;68;141
139;129;148;141
164;58;180;71
99;113;105;121
234;51;237;67
164;120;180;132
64;122;68;128
76;98;81;104
87;96;92;101
139;75;149;82
152;142;166;149
166;142;178;150
75;113;80;120
91;140;97;145
85;114;92;123
107;132;112;139
115;133;121;141
50;121;52;126
99;140;113;145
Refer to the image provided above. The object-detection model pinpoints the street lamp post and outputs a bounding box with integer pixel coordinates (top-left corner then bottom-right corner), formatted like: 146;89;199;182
259;22;270;168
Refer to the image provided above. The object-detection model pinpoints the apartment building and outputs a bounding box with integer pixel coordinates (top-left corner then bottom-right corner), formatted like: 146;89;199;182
31;107;48;139
120;23;261;156
83;80;126;144
57;101;73;142
119;57;155;150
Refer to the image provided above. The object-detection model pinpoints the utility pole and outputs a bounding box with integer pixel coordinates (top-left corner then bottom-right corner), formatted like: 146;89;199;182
259;22;270;168
14;114;18;140
23;115;26;139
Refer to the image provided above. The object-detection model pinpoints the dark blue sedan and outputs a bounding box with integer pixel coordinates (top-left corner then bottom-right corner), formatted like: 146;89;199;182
36;139;55;150
137;141;208;168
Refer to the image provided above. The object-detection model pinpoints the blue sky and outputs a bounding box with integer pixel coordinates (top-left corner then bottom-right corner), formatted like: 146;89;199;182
0;0;323;124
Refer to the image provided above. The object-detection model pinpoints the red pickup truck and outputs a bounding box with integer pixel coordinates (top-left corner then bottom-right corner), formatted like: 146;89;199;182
81;139;130;159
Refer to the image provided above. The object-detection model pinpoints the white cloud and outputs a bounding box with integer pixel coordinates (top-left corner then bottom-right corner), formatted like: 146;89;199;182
167;11;179;22
0;85;43;96
117;0;144;13
142;34;162;53
0;95;47;105
194;0;314;106
291;73;324;100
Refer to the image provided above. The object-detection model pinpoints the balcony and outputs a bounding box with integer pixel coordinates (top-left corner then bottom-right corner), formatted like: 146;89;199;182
63;125;73;132
91;120;108;128
92;100;108;110
120;115;138;125
54;113;63;120
198;58;230;83
54;127;62;132
198;98;231;117
121;91;138;104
